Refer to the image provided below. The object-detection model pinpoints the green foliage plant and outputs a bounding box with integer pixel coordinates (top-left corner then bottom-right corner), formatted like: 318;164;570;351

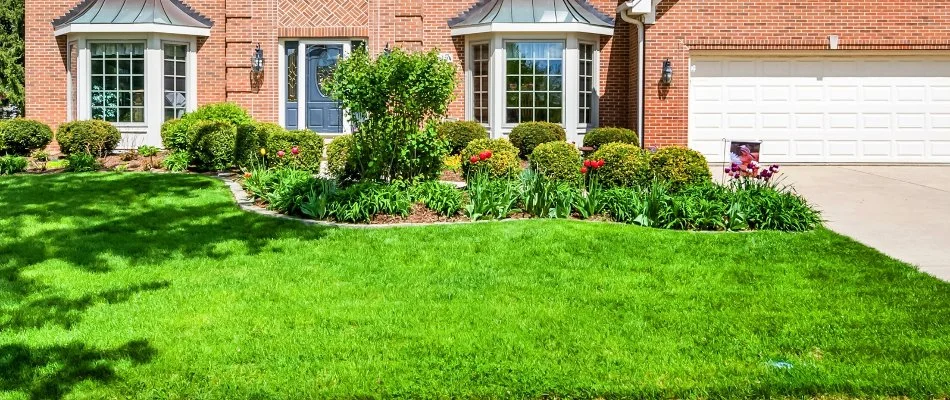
64;152;100;172
190;121;238;171
438;120;488;155
0;154;27;174
589;143;651;188
323;47;457;181
0;118;53;155
508;122;566;159
649;146;712;191
583;127;639;150
57;120;121;156
529;141;581;184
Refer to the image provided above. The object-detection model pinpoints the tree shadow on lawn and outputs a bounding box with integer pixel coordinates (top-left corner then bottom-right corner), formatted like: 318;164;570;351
0;339;156;400
0;173;332;399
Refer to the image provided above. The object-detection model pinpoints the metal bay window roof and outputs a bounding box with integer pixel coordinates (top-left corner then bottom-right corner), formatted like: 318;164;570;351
53;0;212;36
449;0;615;36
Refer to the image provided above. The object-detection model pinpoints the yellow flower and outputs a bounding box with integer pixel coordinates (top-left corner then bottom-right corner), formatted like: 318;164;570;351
259;148;267;156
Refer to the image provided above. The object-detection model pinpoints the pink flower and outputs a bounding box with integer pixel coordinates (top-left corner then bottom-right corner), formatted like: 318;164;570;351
277;150;285;158
291;146;300;156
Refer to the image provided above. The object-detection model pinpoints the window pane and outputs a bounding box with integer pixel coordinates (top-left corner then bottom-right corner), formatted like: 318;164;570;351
91;42;145;123
578;43;594;125
163;43;188;122
504;41;563;124
471;43;490;124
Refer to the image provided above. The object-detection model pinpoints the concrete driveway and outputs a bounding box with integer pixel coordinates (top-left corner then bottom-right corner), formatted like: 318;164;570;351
761;166;950;281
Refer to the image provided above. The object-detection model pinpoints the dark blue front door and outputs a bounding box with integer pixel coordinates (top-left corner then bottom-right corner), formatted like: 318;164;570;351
306;44;343;133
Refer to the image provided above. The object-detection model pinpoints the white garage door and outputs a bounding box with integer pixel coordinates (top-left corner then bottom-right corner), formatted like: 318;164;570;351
689;56;950;163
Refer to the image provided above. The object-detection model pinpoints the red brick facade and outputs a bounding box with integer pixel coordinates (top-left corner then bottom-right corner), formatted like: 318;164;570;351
26;0;950;148
639;0;950;148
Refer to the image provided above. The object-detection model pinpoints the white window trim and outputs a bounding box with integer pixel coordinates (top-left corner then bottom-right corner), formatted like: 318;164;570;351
278;38;362;136
465;40;491;127
69;32;198;147
464;32;602;144
161;40;193;121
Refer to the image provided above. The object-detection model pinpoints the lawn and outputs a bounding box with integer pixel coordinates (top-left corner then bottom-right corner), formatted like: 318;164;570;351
1;173;948;399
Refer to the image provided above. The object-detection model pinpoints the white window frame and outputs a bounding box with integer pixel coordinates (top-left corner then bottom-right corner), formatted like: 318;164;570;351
69;33;198;147
160;40;192;121
577;40;600;130
466;41;491;127
464;32;601;144
278;38;363;136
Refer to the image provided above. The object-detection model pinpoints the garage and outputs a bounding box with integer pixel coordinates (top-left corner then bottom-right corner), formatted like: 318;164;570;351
688;55;950;163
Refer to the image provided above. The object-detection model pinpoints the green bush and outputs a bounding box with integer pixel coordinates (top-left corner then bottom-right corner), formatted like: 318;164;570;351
57;120;121;156
438;121;488;155
460;138;520;179
190;121;237;171
323;47;457;182
64;152;100;172
650;146;711;191
236;122;284;168
162;103;254;152
0;155;27;175
583;127;638;149
326;134;357;181
589;143;651;188
398;123;448;181
265;129;324;172
508;122;566;159
162;151;190;172
529;141;582;184
0;119;53;155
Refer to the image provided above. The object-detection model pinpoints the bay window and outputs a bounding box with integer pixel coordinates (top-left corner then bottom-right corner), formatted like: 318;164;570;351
504;41;564;124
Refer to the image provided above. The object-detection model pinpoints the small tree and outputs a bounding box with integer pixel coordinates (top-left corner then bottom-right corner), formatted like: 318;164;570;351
323;47;456;181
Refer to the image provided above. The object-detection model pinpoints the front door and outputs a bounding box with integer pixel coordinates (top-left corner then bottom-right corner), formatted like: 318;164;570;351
305;44;343;133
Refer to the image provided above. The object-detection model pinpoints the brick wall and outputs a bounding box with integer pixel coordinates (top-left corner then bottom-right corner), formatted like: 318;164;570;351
639;0;950;148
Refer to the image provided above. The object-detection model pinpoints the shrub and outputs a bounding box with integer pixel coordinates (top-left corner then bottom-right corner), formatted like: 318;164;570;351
323;47;457;181
326;134;357;181
728;179;822;232
529;141;582;184
410;180;464;216
236;122;284;168
64;153;100;172
398;123;448;181
162;151;190;172
266;129;324;172
137;145;159;157
161;103;254;152
0;155;27;175
650;146;712;191
438;121;488;155
190;121;237;171
583;127;638;149
460;138;520;179
57;120;121;156
589;143;651;188
508;122;566;159
0;119;53;155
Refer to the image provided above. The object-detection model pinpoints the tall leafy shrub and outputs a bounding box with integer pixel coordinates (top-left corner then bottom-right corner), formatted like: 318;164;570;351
323;47;456;181
161;102;253;152
190;120;237;171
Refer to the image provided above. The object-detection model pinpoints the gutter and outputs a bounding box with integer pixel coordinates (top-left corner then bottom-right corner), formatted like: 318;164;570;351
618;11;645;149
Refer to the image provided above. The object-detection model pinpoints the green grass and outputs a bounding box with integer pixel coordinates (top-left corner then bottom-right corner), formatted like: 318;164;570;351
1;173;949;399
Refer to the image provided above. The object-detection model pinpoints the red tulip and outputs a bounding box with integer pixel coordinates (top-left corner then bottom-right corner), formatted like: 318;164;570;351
598;159;605;168
485;150;493;159
277;150;285;158
291;146;300;155
469;155;480;164
593;159;604;169
479;152;488;161
583;159;592;168
580;166;588;174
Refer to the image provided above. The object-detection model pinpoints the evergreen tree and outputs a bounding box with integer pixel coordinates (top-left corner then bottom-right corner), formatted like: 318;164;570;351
0;0;24;110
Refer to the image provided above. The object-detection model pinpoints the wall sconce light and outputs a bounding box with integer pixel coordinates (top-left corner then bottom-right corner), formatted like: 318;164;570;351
251;43;265;74
661;58;673;85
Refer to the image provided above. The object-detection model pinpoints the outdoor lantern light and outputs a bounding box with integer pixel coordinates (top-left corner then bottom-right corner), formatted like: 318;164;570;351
661;58;673;85
251;44;265;74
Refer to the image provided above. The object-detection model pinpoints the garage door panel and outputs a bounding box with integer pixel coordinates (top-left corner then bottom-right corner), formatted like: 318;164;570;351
690;56;950;163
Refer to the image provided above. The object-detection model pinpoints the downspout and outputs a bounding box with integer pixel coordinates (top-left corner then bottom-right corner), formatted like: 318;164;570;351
619;12;645;149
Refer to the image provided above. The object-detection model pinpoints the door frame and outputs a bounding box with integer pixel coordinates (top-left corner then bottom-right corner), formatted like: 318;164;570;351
278;39;360;135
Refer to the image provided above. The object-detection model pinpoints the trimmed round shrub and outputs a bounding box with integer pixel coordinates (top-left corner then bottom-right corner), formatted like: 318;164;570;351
583;127;639;149
508;122;566;159
326;134;356;181
265;129;324;172
0;119;53;155
190;120;238;171
236;122;285;167
530;141;582;184
589;142;651;188
460;138;520;179
650;146;712;191
438;121;488;155
57;120;121;156
162;103;253;152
